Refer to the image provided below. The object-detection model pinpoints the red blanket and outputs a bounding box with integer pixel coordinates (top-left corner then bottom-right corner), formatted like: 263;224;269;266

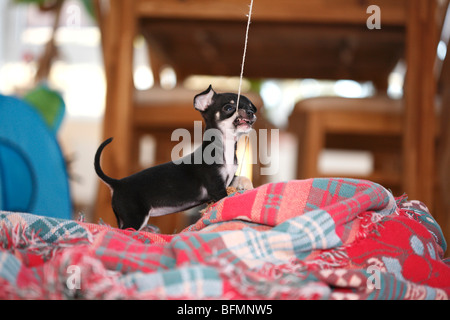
0;178;449;299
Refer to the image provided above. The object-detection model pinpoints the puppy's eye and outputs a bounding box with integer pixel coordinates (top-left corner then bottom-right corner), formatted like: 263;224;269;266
223;104;235;112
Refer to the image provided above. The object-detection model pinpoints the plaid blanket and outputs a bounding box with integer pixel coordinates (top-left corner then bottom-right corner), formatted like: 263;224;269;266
0;178;449;300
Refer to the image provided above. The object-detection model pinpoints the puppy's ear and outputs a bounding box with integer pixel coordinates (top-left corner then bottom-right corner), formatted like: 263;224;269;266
194;85;215;111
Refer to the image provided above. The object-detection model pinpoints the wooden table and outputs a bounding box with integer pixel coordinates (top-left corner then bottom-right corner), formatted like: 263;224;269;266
94;0;446;227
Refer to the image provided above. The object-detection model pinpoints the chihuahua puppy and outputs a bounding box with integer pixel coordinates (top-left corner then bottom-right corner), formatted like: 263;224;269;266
94;85;257;230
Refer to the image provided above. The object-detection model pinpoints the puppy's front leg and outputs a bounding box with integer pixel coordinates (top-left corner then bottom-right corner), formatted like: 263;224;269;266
230;176;254;191
208;185;229;203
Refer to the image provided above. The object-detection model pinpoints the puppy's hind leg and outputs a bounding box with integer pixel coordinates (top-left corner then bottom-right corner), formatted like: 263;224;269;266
111;196;148;230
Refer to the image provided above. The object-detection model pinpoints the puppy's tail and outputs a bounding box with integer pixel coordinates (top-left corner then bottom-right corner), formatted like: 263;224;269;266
94;137;118;187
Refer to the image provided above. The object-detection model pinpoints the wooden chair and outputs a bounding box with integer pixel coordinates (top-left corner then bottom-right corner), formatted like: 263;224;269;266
288;96;404;194
288;92;442;199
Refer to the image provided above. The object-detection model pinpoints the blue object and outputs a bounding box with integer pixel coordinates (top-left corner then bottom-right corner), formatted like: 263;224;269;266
0;94;72;219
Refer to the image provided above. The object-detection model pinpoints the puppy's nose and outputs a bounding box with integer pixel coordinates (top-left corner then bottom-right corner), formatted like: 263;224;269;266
238;109;254;119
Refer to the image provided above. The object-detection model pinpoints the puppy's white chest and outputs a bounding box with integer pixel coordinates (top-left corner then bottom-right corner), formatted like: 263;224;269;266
221;136;238;186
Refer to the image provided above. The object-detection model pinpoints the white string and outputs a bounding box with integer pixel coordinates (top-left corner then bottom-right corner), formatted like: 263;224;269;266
236;0;254;177
235;0;254;112
237;135;249;177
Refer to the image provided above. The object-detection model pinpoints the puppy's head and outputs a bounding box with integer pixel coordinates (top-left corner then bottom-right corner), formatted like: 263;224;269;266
194;85;257;136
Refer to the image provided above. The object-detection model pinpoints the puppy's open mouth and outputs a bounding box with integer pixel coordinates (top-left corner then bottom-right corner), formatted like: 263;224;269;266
234;117;253;129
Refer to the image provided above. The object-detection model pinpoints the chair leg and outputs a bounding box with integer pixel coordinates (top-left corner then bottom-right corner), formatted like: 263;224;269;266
302;112;325;179
93;0;137;227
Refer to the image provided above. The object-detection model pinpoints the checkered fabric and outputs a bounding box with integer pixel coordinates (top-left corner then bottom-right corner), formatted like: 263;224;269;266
0;178;449;299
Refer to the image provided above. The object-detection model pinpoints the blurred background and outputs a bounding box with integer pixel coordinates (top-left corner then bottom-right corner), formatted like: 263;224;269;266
0;0;449;248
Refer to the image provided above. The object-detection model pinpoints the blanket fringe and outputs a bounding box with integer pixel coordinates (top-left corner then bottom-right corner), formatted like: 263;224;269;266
0;221;92;266
203;254;329;299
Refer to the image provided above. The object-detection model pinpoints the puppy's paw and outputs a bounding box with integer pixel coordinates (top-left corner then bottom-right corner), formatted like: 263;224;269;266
231;176;254;191
226;186;238;195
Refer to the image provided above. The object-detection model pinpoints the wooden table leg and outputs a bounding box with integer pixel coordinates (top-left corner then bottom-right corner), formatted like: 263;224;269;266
436;35;450;255
94;0;137;227
403;0;438;209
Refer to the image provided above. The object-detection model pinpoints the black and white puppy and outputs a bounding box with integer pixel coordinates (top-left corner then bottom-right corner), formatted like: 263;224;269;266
94;85;257;230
